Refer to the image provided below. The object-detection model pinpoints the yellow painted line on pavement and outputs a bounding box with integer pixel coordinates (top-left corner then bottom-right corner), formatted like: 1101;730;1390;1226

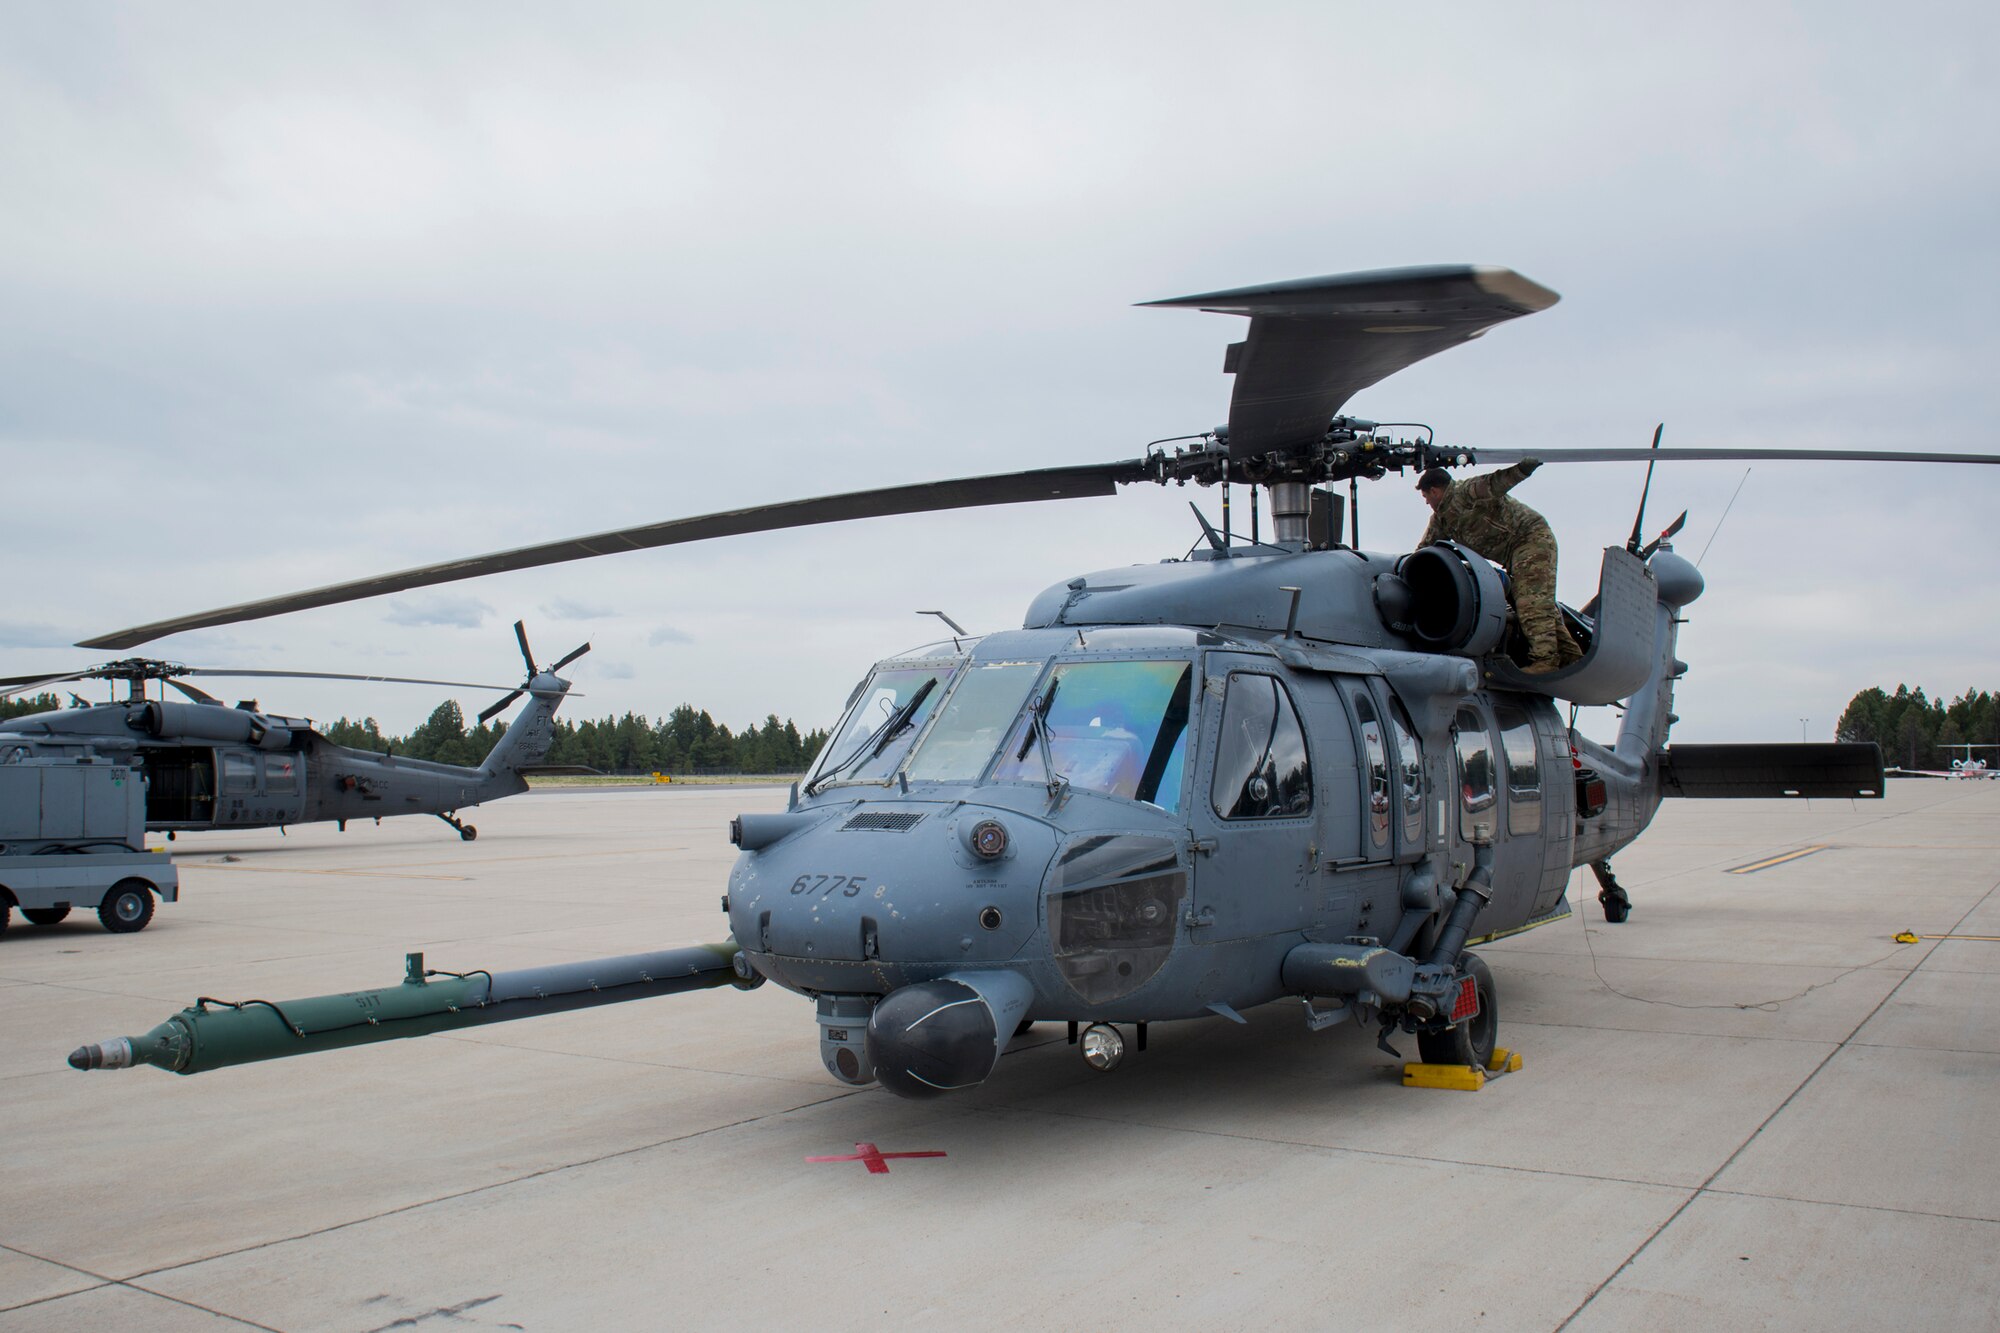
1727;845;1832;875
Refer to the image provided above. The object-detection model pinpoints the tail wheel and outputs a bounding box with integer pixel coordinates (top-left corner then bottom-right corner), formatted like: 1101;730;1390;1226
1417;953;1497;1069
99;880;156;934
460;825;478;842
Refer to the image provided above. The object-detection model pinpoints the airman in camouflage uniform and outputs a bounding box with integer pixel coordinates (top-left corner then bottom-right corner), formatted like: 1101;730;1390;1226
1416;459;1582;673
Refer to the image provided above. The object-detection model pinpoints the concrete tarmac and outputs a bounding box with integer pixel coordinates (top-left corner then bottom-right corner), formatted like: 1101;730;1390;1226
3;783;1996;1330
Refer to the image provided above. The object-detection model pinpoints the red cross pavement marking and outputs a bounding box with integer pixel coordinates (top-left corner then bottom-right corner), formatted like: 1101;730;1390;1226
805;1141;949;1173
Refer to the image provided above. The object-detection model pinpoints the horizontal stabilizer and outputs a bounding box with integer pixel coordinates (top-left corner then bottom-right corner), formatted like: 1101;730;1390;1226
1659;743;1883;799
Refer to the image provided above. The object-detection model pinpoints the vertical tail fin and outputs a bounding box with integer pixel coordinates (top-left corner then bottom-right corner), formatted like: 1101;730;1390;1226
479;680;569;780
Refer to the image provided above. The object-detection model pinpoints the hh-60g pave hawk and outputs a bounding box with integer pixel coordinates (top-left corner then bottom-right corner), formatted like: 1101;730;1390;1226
2;622;592;845
68;265;2000;1097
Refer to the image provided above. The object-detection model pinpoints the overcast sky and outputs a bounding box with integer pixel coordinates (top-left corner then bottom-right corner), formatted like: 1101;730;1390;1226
3;3;1995;745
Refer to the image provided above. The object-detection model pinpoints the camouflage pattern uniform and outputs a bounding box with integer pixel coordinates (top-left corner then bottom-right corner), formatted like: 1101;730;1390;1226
1419;459;1582;671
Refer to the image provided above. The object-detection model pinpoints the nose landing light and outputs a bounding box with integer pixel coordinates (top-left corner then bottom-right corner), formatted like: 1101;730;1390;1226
1080;1023;1125;1071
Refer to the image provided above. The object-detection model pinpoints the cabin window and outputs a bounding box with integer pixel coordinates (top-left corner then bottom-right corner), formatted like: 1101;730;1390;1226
1351;692;1391;848
1495;704;1542;835
263;754;300;796
221;752;258;796
1388;697;1427;847
1454;707;1496;843
990;659;1194;811
1210;673;1312;820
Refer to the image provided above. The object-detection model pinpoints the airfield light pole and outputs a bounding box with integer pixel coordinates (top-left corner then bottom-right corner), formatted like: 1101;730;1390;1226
1800;718;1809;742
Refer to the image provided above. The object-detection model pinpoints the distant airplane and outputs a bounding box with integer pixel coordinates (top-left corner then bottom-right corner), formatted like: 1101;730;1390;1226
1887;743;2000;780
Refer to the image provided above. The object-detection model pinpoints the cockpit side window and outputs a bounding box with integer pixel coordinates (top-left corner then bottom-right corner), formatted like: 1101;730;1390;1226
990;659;1193;811
1210;673;1312;820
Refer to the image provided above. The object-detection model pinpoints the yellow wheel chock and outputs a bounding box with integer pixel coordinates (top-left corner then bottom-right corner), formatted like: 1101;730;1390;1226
1402;1047;1523;1091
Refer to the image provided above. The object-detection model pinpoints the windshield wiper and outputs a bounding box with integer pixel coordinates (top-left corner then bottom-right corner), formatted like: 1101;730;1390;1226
806;677;938;795
1014;678;1068;804
867;676;938;761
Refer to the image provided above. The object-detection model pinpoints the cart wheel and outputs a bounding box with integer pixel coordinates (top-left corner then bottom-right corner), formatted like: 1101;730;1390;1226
99;881;155;934
23;906;71;927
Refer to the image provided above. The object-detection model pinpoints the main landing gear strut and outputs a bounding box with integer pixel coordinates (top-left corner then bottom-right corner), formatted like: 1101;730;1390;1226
437;812;478;842
1591;860;1630;923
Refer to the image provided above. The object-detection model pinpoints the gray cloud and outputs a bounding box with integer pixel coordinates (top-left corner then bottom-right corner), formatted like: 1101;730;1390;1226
648;625;694;646
597;661;636;679
541;597;615;620
0;622;71;651
383;596;493;629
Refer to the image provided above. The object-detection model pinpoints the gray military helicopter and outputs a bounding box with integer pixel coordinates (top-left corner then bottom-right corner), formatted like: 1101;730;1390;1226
2;622;590;842
69;265;1999;1097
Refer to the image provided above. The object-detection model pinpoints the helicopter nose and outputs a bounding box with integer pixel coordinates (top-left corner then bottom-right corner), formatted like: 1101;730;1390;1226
866;970;1033;1099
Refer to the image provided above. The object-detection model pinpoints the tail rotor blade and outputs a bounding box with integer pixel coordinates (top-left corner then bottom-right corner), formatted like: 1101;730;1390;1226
478;688;527;725
1639;509;1690;560
1626;423;1663;554
550;641;591;674
513;621;537;677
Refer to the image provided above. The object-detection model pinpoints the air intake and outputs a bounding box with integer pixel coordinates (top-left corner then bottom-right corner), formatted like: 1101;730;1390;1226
841;811;926;832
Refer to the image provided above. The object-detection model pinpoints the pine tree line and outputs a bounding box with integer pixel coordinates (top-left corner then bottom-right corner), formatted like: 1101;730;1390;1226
321;700;829;775
0;693;60;721
1836;686;2000;770
0;692;826;776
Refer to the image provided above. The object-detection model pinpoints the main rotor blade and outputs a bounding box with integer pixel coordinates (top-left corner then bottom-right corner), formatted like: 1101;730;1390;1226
477;689;526;725
80;461;1144;650
0;670;97;700
1465;446;2000;466
550;641;591;673
181;668;518;690
1144;266;1559;460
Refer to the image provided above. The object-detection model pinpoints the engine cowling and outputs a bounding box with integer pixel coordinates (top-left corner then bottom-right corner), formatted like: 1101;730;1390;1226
1381;542;1509;656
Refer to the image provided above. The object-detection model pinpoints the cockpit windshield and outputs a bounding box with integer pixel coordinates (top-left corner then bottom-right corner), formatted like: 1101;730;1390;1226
805;662;957;791
904;661;1043;784
989;659;1194;811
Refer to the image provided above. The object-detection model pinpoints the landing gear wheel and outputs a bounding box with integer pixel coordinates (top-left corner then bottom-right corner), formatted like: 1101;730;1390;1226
98;880;155;934
1417;954;1497;1069
1589;860;1631;924
460;825;478;842
1599;885;1632;923
23;906;70;926
0;902;10;935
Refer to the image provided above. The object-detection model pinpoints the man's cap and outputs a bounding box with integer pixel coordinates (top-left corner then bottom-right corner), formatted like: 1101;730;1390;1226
1416;467;1452;491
